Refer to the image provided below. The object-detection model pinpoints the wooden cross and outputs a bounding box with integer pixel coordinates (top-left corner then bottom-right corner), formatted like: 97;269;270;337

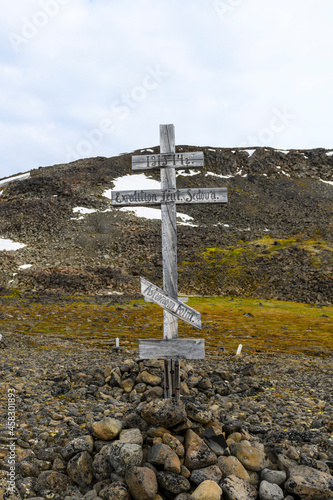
111;124;228;399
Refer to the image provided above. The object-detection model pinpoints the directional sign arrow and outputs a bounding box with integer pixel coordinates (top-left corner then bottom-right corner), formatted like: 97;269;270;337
140;277;201;329
132;152;204;171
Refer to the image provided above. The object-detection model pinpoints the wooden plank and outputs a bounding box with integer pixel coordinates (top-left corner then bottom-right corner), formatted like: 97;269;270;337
160;124;179;342
141;277;201;329
111;188;228;206
132;152;204;171
145;297;188;303
139;339;205;360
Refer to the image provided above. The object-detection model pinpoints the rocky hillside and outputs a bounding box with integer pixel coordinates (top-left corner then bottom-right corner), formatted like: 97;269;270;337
0;146;332;304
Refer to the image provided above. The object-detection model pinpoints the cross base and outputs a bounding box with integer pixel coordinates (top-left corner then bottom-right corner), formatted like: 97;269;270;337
139;338;205;400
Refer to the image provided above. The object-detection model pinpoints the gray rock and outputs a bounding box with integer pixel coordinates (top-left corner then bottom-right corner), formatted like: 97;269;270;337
35;471;72;500
185;400;212;424
62;435;94;461
285;465;333;499
17;460;40;477
221;474;258;500
64;484;84;499
93;444;114;481
16;477;37;499
119;428;143;446
156;471;191;494
260;468;286;485
147;443;176;466
122;412;149;431
190;464;222;485
83;491;102;499
184;429;218;470
204;426;228;456
67;451;93;487
125;466;158;500
107;441;143;475
259;480;284;500
99;481;129;500
140;399;187;428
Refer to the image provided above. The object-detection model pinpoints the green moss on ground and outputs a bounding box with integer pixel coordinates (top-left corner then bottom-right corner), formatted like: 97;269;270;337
0;295;332;358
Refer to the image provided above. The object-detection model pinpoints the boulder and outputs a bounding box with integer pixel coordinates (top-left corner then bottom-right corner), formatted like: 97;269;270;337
218;455;250;482
125;466;158;500
190;464;222;485
92;417;122;440
156;471;191;495
259;480;284;500
67;451;93;487
231;440;267;472
285;465;333;499
107;442;143;475
184;429;218;470
62;435;94;461
221;474;258;500
190;480;222;500
140;399;187;428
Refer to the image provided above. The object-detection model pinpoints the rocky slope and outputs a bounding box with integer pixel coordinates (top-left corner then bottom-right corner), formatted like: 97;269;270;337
0;333;332;499
0;146;332;304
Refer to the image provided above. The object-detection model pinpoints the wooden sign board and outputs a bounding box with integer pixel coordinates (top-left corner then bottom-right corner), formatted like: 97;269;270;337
139;338;205;360
132;152;204;171
145;297;188;303
140;278;201;329
111;188;228;206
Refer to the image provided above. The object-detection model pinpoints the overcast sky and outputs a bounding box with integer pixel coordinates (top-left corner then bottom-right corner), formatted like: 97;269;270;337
1;0;333;179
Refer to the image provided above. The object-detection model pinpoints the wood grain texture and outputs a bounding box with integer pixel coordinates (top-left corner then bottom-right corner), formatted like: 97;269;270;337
132;151;204;171
139;339;205;360
160;124;178;341
111;188;228;206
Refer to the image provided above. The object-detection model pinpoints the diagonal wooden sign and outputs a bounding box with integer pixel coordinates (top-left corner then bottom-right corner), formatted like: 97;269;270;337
140;277;201;329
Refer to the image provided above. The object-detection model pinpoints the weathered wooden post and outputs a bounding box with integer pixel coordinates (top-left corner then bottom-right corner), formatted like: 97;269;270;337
111;124;228;399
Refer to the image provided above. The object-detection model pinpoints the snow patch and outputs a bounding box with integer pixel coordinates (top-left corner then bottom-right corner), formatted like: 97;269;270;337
206;171;234;179
176;169;200;177
119;207;161;220
119;206;195;224
18;264;32;270
326;151;333;156
0;238;26;251
73;207;97;215
104;174;160;199
0;172;30;188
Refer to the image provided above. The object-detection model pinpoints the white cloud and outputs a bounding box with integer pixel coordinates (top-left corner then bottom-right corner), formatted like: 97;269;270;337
0;0;333;178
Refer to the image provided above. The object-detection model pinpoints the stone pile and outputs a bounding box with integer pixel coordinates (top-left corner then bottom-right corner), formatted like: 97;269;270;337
0;355;332;500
